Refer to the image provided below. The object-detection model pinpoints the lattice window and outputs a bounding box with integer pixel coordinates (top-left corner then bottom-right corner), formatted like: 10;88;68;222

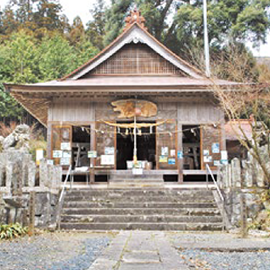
88;44;185;76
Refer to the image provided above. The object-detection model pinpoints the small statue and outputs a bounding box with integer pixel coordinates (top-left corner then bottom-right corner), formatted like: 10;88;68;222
1;124;30;152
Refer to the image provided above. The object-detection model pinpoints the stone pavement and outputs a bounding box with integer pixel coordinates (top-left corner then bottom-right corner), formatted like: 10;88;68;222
88;231;188;270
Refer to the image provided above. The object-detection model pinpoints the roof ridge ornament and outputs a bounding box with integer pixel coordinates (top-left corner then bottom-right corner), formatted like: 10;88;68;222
123;8;147;31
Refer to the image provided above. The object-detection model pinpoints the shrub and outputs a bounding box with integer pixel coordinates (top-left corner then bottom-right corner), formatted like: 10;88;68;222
0;223;28;240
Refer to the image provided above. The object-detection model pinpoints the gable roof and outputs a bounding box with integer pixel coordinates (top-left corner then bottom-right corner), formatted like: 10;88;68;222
61;22;204;80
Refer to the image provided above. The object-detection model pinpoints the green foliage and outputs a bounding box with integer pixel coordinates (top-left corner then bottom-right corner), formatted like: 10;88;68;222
0;30;99;120
103;0;270;59
104;0;132;46
175;0;270;56
0;0;66;40
0;85;25;119
37;35;77;80
0;223;28;240
86;0;107;50
73;39;99;69
1;31;39;84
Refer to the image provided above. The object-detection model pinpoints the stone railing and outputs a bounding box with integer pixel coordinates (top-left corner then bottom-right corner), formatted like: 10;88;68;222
0;149;62;195
217;145;269;228
0;149;62;228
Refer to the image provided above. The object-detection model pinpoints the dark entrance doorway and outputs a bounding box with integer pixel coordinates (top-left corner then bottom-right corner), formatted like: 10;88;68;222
182;125;201;170
116;122;156;169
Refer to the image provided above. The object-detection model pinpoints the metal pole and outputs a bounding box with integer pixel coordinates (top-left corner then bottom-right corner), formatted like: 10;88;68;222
133;113;137;163
203;0;211;77
206;166;209;190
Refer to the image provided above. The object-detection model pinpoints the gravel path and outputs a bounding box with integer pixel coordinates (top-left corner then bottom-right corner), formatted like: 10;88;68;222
0;232;113;270
180;249;270;270
168;232;270;270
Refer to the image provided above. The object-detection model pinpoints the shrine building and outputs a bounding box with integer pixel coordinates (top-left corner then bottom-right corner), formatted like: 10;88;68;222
4;10;239;184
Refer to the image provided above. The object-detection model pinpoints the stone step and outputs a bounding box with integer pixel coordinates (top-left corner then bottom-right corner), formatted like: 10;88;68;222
60;222;223;231
65;189;213;197
64;196;215;203
62;202;217;208
109;170;164;175
61;214;223;223
62;207;221;216
109;175;164;181
109;179;164;183
61;187;221;231
108;183;164;188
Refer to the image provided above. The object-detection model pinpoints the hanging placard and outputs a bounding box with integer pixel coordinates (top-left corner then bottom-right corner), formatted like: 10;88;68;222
53;150;62;158
212;143;220;153
105;147;114;155
214;160;221;166
101;155;114;165
204;156;212;163
63;151;71;158
88;151;97;158
177;151;183;159
170;149;176;157
60;157;70;166
161;147;168;156
159;156;168;163
61;142;71;150
168;158;176;165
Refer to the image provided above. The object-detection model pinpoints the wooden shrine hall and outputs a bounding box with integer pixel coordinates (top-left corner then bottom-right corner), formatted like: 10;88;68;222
4;9;239;184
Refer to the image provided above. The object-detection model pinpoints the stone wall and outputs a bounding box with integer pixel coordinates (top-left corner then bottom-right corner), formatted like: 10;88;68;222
0;149;62;228
217;145;269;227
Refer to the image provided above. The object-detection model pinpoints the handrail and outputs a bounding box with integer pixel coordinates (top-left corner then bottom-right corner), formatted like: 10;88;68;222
59;165;72;202
206;164;224;202
206;164;226;231
57;165;72;230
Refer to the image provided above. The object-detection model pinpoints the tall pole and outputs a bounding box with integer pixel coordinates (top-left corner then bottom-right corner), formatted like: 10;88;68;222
203;0;211;77
133;113;137;164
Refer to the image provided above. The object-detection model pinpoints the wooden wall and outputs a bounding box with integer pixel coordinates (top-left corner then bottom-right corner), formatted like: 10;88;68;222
48;99;223;124
48;100;95;122
47;99;225;174
95;101;224;123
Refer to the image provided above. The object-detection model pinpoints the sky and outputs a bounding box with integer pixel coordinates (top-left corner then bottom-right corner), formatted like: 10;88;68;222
1;0;270;57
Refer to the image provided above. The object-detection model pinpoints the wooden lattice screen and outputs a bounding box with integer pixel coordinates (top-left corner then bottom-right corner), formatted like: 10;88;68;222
88;44;186;76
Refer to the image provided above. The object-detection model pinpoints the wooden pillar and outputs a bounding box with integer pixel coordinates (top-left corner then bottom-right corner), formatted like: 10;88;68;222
220;120;226;151
177;123;183;183
90;122;96;184
177;104;183;183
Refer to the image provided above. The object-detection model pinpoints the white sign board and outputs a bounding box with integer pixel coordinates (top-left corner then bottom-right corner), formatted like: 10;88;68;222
61;142;71;150
101;155;114;165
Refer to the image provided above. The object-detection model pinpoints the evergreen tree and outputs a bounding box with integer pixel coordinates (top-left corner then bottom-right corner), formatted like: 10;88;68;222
86;0;107;50
1;31;38;84
73;39;99;68
68;16;85;45
0;31;38;119
103;0;270;59
37;34;77;80
175;0;270;58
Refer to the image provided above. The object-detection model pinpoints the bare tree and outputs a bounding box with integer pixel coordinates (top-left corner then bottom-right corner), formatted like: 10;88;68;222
209;46;270;184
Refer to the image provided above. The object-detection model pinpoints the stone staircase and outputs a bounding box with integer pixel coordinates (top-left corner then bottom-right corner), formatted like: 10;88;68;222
108;170;164;188
60;188;223;231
